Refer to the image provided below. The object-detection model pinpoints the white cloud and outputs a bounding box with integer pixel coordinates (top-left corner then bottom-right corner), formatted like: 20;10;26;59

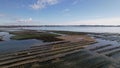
65;17;120;25
30;0;58;10
16;18;33;23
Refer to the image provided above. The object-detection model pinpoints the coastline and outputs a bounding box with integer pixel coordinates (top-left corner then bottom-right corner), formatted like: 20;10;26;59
0;30;120;68
0;30;96;54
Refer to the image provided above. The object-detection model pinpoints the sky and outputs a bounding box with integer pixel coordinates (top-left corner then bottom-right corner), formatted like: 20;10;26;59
0;0;120;25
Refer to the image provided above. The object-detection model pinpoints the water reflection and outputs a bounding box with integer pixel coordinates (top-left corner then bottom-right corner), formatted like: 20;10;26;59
0;32;13;41
0;32;43;54
86;37;120;60
0;39;43;54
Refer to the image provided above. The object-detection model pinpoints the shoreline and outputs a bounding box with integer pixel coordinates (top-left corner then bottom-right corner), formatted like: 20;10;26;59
0;30;120;68
0;30;120;54
1;29;120;43
0;30;97;54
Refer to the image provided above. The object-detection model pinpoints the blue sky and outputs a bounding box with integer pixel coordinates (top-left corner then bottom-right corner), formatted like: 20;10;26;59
0;0;120;25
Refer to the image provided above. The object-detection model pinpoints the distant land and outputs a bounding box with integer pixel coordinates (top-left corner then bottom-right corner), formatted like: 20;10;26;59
0;25;120;28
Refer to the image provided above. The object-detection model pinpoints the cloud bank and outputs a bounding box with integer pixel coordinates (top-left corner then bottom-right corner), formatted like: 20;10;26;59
67;17;120;25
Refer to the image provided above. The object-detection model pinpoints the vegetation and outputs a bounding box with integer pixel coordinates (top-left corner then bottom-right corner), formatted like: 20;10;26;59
0;30;118;68
48;30;88;35
10;30;62;42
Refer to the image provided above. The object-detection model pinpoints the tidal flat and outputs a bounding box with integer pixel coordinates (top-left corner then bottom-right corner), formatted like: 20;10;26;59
0;30;120;68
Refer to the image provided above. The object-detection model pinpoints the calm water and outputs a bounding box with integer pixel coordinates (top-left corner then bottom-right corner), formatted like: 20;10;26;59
0;32;13;41
1;26;120;33
0;39;42;54
0;26;120;54
20;26;120;33
0;31;43;54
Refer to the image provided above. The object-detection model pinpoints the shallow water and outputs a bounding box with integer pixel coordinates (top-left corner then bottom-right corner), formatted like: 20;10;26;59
0;31;43;54
0;32;13;41
1;27;120;58
86;39;120;49
18;26;120;33
86;37;120;60
0;39;43;54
